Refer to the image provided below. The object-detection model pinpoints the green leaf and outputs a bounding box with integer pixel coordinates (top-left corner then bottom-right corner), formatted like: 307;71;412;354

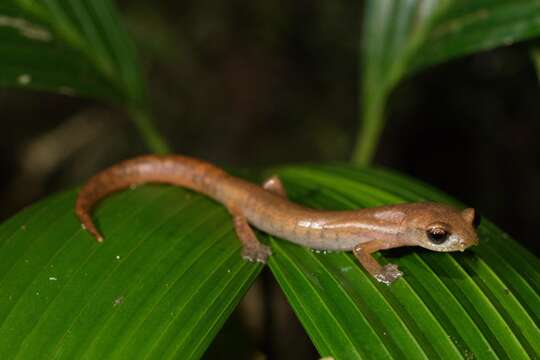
354;0;540;164
0;1;171;153
0;0;144;104
267;165;540;359
0;186;262;359
0;165;539;358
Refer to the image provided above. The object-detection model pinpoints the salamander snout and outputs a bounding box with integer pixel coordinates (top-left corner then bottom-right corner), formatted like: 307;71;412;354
405;203;479;253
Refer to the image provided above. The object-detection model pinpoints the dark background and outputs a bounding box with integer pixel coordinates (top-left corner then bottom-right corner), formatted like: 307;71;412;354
1;1;539;358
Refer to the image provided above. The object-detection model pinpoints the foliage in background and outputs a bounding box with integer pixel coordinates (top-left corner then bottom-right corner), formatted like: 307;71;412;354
355;0;540;164
0;0;168;153
0;0;539;359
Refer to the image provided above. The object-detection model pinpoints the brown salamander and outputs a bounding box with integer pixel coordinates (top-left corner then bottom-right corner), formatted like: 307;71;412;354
75;155;478;285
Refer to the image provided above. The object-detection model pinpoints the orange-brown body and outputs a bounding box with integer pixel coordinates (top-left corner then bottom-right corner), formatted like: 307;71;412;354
76;155;479;285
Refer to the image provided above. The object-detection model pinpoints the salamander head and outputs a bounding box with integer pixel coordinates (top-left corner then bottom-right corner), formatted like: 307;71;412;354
401;203;479;252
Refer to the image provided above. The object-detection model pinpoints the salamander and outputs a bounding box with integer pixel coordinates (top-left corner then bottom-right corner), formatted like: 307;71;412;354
75;155;478;285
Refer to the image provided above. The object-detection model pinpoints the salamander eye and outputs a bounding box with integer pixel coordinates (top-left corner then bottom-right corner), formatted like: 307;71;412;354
426;225;449;244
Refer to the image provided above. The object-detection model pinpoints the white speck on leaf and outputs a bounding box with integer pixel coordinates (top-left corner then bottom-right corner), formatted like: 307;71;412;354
341;266;352;273
116;255;121;260
464;349;475;360
17;74;31;85
0;15;52;41
49;277;57;281
113;296;124;306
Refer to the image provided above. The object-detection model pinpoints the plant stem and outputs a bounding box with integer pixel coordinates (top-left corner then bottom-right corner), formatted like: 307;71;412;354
129;107;171;154
351;91;387;166
532;47;540;83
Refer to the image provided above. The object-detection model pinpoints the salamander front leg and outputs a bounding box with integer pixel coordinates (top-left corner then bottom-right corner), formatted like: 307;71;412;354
353;240;403;285
262;175;287;198
231;210;272;263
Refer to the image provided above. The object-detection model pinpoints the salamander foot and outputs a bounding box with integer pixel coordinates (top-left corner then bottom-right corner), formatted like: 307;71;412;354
242;243;272;263
374;264;403;285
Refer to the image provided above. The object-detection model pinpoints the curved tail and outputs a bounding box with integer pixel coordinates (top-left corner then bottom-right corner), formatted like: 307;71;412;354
75;154;228;242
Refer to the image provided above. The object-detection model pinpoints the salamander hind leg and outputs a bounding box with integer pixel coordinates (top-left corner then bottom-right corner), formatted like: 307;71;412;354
231;210;272;263
262;175;287;198
353;240;403;285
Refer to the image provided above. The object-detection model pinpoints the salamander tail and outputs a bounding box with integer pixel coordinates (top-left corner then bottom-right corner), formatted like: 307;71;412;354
76;201;105;242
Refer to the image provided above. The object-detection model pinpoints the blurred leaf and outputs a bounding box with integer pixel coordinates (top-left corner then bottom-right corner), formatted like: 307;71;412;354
0;165;539;358
0;1;170;153
0;0;144;104
354;0;540;164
